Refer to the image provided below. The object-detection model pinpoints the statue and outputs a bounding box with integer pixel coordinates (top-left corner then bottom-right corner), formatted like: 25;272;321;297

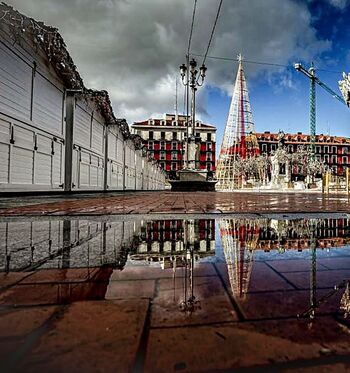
284;159;291;183
271;153;280;186
186;139;198;170
339;72;350;107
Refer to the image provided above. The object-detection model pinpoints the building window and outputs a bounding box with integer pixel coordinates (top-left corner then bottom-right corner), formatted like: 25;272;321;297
343;147;348;154
316;146;321;153
172;141;177;150
161;131;165;139
160;141;165;150
271;144;276;151
343;156;347;164
195;132;200;138
149;151;154;158
332;155;337;164
149;131;153;140
173;132;177;140
172;151;177;160
160;151;166;160
172;162;177;170
160;162;165;169
332;146;337;153
262;144;267;152
207;133;212;141
324;154;329;163
148;141;153;150
324;146;329;154
207;162;211;171
206;152;212;161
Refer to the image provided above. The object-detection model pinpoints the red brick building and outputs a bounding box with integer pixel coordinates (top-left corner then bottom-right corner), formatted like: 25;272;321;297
256;131;350;176
131;114;216;176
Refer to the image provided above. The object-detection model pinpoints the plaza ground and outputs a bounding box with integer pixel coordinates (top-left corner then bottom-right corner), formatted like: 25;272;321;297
1;190;350;216
1;191;350;372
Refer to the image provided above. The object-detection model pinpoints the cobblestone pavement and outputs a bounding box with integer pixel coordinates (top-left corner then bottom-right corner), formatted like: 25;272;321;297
0;191;350;216
1;255;350;372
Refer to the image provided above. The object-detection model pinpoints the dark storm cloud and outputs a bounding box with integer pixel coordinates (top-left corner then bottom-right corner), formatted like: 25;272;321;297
6;0;331;122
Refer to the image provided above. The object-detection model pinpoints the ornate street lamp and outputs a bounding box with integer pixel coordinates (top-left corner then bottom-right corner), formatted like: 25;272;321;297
179;57;207;170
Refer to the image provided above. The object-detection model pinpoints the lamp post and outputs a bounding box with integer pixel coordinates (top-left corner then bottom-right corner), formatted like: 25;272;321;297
180;57;207;170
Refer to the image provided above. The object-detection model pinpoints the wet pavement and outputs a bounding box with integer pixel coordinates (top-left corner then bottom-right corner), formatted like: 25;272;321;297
1;191;350;216
0;214;350;372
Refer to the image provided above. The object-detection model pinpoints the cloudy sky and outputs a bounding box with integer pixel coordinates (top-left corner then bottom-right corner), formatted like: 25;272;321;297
6;0;350;147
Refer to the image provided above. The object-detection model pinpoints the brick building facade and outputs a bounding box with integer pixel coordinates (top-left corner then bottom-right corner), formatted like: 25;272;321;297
131;114;216;177
256;131;350;176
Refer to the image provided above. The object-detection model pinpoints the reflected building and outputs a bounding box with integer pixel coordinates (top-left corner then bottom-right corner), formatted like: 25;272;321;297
130;219;216;269
130;219;216;313
219;217;350;299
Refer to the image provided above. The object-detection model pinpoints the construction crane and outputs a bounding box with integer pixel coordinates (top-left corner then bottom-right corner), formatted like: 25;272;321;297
294;63;346;158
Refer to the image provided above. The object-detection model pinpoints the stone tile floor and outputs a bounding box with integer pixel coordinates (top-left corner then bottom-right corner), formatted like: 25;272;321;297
0;256;350;372
0;191;350;216
1;193;350;372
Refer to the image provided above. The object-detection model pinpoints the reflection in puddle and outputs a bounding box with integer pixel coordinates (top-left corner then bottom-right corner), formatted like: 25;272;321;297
0;217;350;319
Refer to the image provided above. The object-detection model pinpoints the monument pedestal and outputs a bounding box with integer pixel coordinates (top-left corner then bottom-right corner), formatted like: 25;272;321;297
169;169;217;191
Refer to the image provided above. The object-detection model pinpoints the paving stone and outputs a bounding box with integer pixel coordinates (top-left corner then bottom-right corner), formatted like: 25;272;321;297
110;262;216;281
19;300;149;373
215;261;294;295
267;258;328;272
284;364;350;373
0;306;56;362
236;287;348;320
1;191;350;216
283;269;350;290
0;273;112;306
151;276;237;327
0;272;34;289
144;323;325;372
21;268;101;284
318;257;350;270
105;279;155;299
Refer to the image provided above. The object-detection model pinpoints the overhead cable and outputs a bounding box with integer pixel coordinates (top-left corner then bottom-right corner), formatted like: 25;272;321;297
187;0;198;56
201;0;224;66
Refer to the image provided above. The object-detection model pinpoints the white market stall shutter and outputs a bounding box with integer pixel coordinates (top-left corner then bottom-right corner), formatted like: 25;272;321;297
91;117;104;155
0;117;10;184
0;43;32;121
34;133;52;185
32;73;64;136
11;124;34;185
52;140;64;187
74;104;91;149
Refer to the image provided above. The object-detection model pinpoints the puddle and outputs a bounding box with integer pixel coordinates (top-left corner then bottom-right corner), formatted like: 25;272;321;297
0;216;350;322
